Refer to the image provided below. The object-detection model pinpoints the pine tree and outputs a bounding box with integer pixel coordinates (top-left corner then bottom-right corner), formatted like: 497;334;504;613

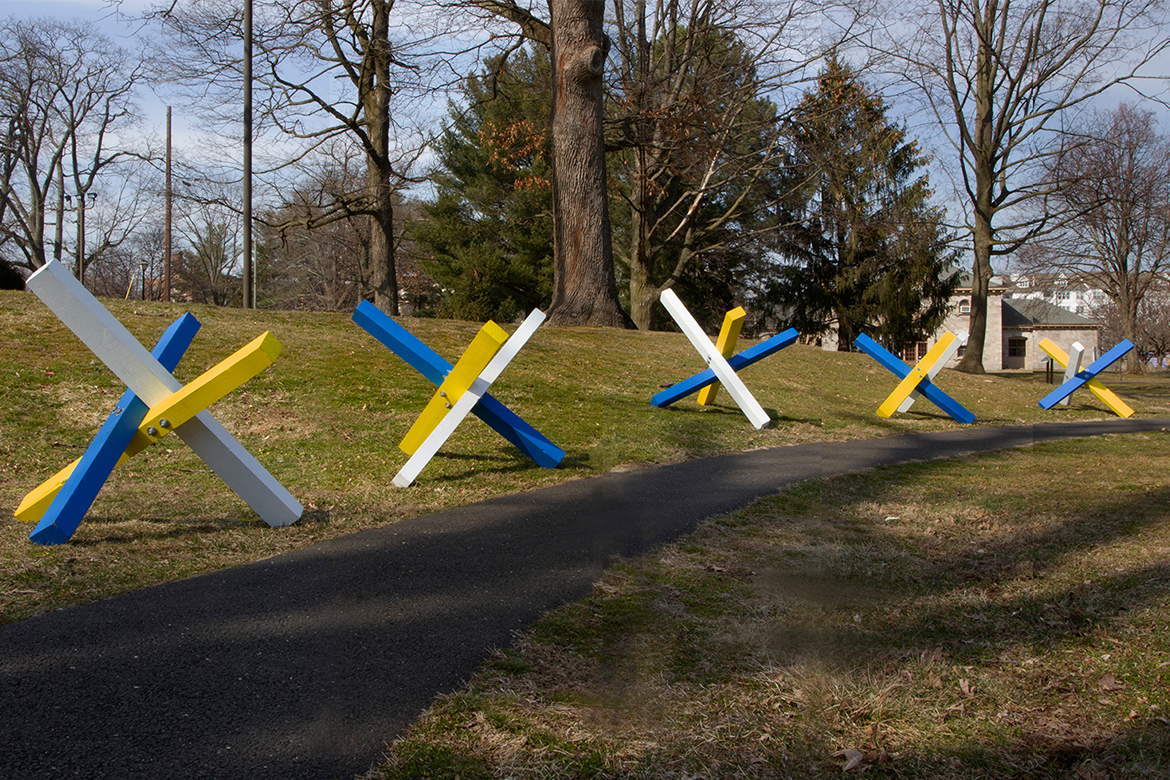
411;46;555;322
769;57;958;352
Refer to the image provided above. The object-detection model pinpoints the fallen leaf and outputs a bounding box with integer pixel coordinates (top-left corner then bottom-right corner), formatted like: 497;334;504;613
1124;709;1139;722
1098;673;1126;691
833;748;865;772
922;647;946;664
959;678;973;697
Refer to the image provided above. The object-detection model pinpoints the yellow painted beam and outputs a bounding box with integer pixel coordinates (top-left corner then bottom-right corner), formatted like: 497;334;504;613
16;332;282;523
876;332;957;418
697;307;746;406
399;321;509;455
1039;338;1134;418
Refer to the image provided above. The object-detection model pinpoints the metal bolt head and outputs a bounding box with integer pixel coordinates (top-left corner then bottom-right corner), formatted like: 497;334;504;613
146;426;159;437
159;418;171;429
444;402;452;409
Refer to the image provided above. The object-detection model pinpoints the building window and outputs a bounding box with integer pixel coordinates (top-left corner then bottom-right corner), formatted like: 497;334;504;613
958;299;971;314
901;342;928;363
1008;337;1027;358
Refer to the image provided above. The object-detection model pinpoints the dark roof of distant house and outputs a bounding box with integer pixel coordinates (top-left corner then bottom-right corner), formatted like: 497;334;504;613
1002;298;1100;329
950;269;1010;291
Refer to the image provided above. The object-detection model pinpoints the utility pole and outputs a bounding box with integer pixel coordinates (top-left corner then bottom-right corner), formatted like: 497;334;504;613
242;0;254;309
165;106;172;303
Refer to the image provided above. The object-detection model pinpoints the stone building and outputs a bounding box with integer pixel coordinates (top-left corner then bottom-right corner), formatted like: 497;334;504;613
814;272;1103;370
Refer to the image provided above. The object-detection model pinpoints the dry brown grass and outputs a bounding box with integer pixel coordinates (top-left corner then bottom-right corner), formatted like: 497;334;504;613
372;433;1170;780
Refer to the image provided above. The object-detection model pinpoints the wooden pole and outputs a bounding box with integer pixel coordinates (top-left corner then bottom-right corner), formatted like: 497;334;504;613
165;106;172;303
242;0;253;309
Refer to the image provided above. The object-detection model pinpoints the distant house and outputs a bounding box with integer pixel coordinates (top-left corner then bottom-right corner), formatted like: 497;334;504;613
1003;272;1110;318
814;272;1103;370
936;275;1102;370
998;298;1103;370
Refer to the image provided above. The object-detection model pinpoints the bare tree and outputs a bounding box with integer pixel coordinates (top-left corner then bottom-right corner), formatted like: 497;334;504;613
142;0;446;316
1088;282;1170;370
1022;103;1170;370
1136;287;1170;368
607;0;823;330
260;157;369;311
175;198;243;306
0;17;147;274
867;0;1170;372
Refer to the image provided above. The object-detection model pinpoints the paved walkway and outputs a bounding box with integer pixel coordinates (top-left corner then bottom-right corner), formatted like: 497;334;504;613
1;419;1166;779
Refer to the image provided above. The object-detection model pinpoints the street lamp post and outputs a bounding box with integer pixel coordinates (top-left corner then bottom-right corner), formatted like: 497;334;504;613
165;106;172;303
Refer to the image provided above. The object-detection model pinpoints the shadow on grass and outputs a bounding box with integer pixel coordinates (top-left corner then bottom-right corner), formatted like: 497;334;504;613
61;506;336;546
393;447;1170;779
757;473;1170;651
426;447;591;484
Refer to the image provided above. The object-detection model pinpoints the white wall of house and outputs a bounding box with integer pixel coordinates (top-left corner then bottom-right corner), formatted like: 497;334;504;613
1002;326;1101;371
1007;273;1110;317
938;286;1005;369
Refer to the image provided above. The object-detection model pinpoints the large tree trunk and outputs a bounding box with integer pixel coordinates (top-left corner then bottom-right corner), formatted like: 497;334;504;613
956;30;994;374
365;159;397;316
1119;286;1143;373
628;155;658;329
362;0;398;316
957;212;992;374
546;0;633;327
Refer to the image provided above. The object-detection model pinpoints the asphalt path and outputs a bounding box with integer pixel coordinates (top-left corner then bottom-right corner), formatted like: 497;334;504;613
1;418;1167;779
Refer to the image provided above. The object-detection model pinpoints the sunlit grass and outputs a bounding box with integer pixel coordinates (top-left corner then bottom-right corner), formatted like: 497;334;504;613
2;288;1169;626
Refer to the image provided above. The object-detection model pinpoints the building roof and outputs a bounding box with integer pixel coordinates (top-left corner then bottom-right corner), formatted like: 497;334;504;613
1002;298;1101;329
950;269;1010;292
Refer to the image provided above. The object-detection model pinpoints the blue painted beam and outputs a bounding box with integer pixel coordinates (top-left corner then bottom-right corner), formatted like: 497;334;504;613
352;301;564;469
30;314;202;546
1039;339;1134;409
853;333;975;425
651;328;799;408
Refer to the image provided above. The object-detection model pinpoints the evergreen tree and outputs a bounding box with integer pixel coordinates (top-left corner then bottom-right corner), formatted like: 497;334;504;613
0;258;24;290
411;47;555;323
768;57;958;352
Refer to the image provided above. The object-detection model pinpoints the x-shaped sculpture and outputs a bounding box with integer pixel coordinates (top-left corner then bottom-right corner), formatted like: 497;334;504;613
854;332;975;424
16;260;301;544
352;302;563;486
1038;338;1135;417
654;289;793;429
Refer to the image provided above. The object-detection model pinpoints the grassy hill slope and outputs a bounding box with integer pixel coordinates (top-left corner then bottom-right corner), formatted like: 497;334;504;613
2;289;1166;624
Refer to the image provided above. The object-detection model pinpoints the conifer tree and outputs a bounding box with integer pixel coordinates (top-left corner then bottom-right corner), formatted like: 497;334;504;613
411;47;555;322
769;57;958;352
